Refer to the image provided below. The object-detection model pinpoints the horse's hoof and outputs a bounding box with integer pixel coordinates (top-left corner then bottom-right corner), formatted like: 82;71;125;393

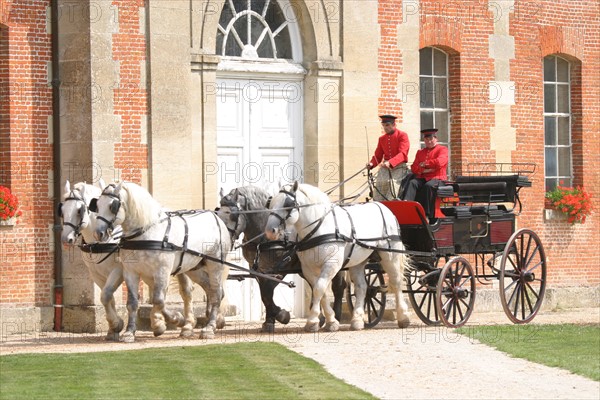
115;318;125;333
180;328;194;338
350;318;364;331
174;312;185;327
105;331;119;342
216;316;226;330
200;328;215;339
120;331;135;343
397;317;410;329
304;322;320;333
197;317;208;328
153;324;167;337
276;310;291;325
262;322;275;333
325;320;340;332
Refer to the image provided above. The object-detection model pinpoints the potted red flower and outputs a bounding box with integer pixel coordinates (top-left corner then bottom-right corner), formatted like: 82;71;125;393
0;186;22;225
545;185;593;224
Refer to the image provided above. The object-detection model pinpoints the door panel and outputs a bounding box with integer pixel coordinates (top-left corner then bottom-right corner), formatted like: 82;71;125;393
217;77;304;321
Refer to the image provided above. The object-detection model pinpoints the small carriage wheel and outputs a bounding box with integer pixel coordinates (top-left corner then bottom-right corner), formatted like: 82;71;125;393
346;264;387;328
499;228;547;324
436;256;476;328
406;265;441;326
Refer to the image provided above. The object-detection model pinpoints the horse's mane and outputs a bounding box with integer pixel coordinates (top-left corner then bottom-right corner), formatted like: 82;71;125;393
120;182;163;229
296;183;331;205
64;182;100;203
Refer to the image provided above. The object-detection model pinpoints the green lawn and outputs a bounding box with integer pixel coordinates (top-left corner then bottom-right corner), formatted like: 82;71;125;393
0;342;374;400
456;324;600;381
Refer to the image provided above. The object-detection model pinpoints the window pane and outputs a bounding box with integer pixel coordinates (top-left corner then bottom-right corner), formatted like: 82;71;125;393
433;49;446;76
234;18;247;45
545;147;557;176
557;84;570;113
421;111;433;131
543;57;555;81
434;78;448;108
420;77;434;108
232;0;246;13
557;116;570;146
251;0;267;14
546;178;556;192
544;84;555;113
557;57;569;82
257;36;274;58
558;147;571;176
434;111;448;143
225;34;241;56
544;116;556;146
274;26;292;59
419;48;432;75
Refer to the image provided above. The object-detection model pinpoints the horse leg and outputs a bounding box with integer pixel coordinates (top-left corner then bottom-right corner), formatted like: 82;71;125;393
121;269;139;343
258;276;290;333
199;262;225;339
150;274;171;337
101;267;125;341
186;266;226;331
176;273;195;338
331;270;347;322
304;260;340;333
381;254;411;328
348;265;368;331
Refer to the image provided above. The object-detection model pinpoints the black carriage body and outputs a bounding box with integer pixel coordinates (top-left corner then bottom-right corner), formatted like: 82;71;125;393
399;212;514;256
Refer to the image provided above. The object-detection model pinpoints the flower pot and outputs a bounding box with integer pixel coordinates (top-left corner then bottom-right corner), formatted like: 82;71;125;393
0;217;16;226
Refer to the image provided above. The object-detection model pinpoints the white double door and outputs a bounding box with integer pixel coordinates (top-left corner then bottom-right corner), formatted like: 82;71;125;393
216;77;306;321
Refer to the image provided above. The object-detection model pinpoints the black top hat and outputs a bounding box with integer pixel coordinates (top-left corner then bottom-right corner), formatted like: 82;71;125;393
379;115;397;123
420;128;438;136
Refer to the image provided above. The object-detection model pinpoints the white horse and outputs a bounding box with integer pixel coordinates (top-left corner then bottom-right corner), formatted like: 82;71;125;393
92;181;231;340
59;180;134;341
264;181;410;332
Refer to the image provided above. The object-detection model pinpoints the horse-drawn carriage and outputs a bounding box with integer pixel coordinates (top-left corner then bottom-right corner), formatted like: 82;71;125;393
354;163;547;328
59;162;545;341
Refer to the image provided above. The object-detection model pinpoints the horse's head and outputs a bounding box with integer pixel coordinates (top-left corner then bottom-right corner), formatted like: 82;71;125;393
58;180;90;245
91;182;125;242
217;188;248;240
264;181;301;240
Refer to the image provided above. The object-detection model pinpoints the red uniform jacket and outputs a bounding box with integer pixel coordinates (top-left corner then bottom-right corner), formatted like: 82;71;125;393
410;145;448;181
370;128;409;168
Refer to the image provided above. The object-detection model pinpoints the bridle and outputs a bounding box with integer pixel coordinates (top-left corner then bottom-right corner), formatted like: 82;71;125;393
268;189;300;230
57;191;88;238
88;184;122;235
219;191;247;239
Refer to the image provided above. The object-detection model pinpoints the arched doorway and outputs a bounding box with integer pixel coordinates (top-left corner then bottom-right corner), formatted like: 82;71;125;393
214;0;306;321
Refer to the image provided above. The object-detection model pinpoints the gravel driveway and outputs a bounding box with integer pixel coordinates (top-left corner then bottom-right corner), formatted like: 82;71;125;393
1;308;599;399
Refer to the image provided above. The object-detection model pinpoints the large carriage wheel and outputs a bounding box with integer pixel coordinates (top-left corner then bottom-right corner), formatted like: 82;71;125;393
346;263;387;328
499;228;547;324
406;265;441;326
436;256;476;328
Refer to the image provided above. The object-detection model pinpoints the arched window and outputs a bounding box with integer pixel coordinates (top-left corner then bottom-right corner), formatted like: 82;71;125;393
419;47;450;148
216;0;293;60
543;55;572;190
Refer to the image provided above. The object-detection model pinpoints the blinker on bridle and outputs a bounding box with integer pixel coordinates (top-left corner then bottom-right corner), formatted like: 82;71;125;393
57;192;88;236
88;184;121;233
268;189;298;227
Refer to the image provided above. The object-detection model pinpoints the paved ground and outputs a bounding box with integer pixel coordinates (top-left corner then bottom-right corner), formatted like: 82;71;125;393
1;308;599;400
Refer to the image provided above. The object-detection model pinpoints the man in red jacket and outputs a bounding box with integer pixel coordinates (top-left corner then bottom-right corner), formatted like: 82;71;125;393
366;115;410;201
401;128;448;220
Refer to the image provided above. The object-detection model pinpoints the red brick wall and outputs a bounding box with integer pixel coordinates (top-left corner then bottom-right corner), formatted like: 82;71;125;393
377;0;599;286
112;0;147;183
0;0;54;305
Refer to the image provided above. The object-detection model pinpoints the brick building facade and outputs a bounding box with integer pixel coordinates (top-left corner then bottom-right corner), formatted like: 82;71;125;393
1;0;598;334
